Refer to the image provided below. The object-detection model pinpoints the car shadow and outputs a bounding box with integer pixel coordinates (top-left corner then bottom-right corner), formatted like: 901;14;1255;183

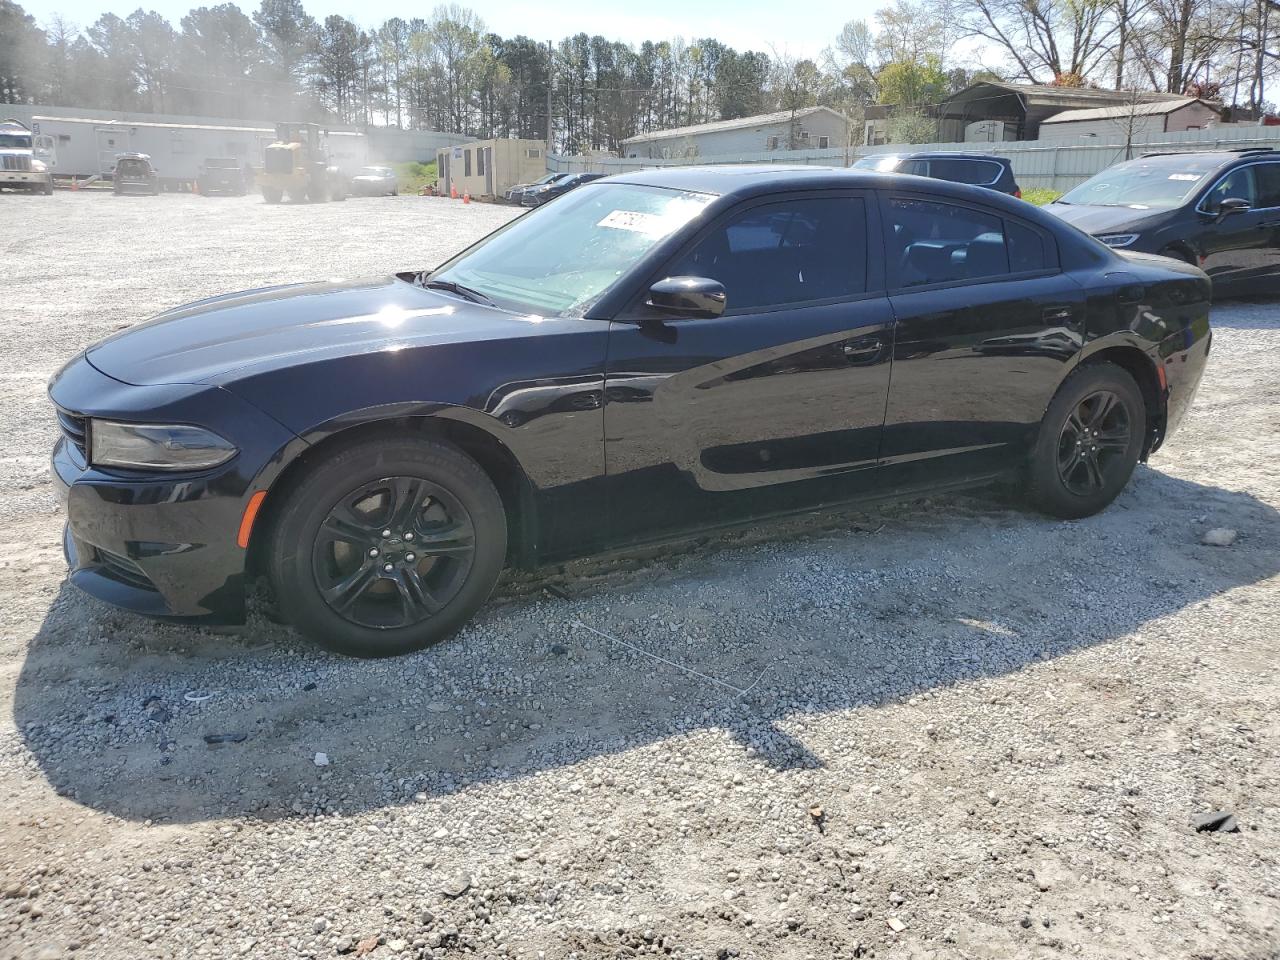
12;465;1278;824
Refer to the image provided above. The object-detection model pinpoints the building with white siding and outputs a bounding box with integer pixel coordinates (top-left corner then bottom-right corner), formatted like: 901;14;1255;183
620;107;850;160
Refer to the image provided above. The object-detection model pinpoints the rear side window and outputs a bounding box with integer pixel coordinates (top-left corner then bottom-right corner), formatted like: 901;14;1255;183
1006;221;1049;273
926;158;1002;186
671;197;869;311
1254;163;1280;208
887;198;1051;286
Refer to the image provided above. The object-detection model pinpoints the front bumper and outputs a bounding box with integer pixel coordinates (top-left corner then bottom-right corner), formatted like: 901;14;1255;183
49;355;300;622
0;170;51;187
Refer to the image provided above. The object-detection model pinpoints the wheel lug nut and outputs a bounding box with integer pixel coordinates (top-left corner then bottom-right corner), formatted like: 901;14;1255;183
405;553;416;562
383;563;394;573
382;529;392;538
404;532;414;541
369;548;379;557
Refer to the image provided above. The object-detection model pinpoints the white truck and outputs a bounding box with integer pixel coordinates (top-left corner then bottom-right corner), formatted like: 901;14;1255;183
0;119;54;195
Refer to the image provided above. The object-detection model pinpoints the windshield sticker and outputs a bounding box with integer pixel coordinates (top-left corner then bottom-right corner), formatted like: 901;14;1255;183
597;209;670;234
1168;173;1200;181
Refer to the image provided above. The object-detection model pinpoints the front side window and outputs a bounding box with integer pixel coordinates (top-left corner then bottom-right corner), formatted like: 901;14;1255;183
669;197;869;311
431;183;713;316
1202;165;1257;212
889;198;1011;286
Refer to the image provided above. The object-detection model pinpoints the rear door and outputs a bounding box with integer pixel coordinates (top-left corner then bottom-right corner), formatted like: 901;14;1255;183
602;190;895;545
878;192;1086;487
1197;160;1280;297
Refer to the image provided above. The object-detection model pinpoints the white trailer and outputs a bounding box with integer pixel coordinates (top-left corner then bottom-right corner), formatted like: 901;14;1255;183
30;116;368;186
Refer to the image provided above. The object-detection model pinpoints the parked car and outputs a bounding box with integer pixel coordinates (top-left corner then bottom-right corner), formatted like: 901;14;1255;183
49;166;1210;657
520;171;605;206
112;153;160;196
196;157;250;196
853;152;1022;197
505;172;570;203
1043;149;1280;298
350;166;399;196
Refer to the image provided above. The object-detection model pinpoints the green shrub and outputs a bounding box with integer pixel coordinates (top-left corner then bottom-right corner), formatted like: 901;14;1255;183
1021;187;1063;206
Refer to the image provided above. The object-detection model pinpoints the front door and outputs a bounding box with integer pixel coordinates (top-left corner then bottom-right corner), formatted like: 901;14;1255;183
95;128;120;176
603;191;894;546
878;192;1086;486
1197;160;1280;298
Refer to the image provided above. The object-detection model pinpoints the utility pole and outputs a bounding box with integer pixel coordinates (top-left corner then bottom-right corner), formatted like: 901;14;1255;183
546;40;554;154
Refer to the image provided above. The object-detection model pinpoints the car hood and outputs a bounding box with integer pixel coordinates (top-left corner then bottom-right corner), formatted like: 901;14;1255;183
85;277;547;387
1043;202;1154;235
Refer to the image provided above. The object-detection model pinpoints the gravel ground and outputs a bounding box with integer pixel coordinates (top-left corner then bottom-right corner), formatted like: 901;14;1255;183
1;191;1277;960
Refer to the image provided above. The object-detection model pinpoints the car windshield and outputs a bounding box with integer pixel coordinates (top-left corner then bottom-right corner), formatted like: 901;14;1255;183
1058;155;1223;209
431;183;714;316
0;133;32;149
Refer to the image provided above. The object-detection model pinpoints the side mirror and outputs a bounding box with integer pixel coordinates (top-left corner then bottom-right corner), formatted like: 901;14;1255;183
1215;196;1251;222
645;276;727;319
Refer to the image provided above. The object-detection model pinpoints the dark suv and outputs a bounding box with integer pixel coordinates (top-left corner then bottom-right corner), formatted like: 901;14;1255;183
853;152;1022;197
112;153;160;195
521;172;606;206
197;157;250;196
1045;149;1280;298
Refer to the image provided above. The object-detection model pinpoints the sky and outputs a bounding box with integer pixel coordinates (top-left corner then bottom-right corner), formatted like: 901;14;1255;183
23;0;881;61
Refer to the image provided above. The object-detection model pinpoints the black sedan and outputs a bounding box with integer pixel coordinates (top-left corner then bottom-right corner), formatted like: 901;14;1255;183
520;171;605;206
49;166;1211;657
1044;149;1280;298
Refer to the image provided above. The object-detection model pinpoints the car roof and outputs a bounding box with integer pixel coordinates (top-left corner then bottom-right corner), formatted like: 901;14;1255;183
607;164;1011;200
1135;148;1278;165
892;152;1012;163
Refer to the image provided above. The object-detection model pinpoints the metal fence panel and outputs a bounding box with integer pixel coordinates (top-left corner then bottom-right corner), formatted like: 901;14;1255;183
550;126;1280;193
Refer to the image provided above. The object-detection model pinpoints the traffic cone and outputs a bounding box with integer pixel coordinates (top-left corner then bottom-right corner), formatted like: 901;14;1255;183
463;191;470;204
450;184;457;199
71;178;79;191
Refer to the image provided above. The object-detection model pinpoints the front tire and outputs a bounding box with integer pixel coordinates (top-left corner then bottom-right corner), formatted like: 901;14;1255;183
267;436;507;657
1026;362;1146;519
262;186;282;203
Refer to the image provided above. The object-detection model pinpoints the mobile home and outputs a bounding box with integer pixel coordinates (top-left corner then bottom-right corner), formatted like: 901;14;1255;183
30;115;368;185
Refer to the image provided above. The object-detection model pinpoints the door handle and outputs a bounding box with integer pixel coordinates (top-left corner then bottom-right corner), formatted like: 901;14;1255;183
1042;305;1075;324
1260;218;1280;228
841;337;883;363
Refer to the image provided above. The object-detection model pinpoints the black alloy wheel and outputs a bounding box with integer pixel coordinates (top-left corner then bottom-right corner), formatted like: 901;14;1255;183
1027;361;1145;519
311;476;476;629
1055;390;1132;497
268;436;507;657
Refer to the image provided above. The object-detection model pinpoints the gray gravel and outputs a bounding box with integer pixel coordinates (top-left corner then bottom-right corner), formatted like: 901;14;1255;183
1;191;1278;960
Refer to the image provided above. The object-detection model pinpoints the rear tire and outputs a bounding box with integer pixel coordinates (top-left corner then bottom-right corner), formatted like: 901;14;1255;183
1026;362;1146;519
267;436;507;658
262;186;282;203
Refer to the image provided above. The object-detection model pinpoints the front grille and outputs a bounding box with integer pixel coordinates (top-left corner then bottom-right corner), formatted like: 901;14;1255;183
56;408;88;460
2;155;32;171
94;547;157;591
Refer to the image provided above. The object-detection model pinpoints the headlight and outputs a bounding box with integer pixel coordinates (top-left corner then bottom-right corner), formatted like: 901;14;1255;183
90;420;237;471
1097;233;1139;248
31;159;47;173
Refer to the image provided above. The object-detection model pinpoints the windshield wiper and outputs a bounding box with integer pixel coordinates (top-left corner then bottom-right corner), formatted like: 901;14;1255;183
423;278;495;307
